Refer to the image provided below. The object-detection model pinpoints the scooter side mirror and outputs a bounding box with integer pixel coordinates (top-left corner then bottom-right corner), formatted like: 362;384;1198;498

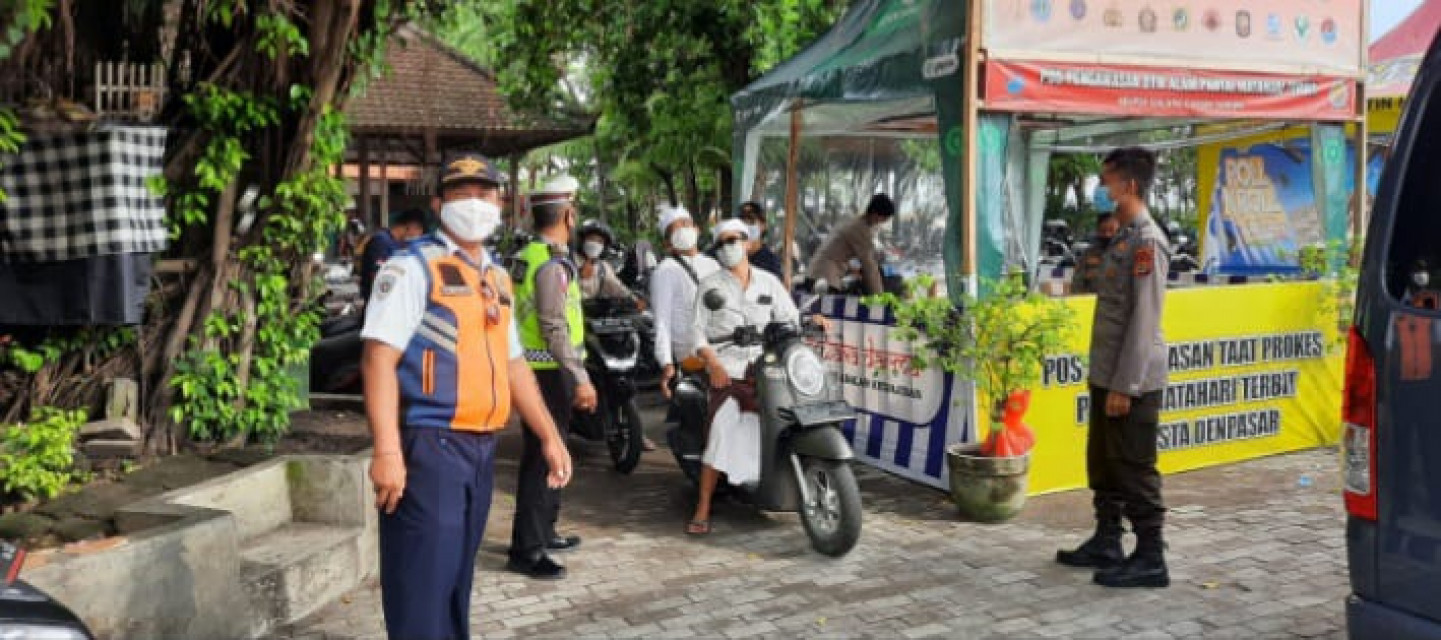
703;289;727;311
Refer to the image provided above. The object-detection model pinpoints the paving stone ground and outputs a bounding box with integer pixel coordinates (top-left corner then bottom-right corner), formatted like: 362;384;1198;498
273;397;1349;639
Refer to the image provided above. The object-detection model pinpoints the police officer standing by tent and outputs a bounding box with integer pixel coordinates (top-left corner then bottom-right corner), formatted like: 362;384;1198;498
361;152;573;639
1056;147;1173;589
507;175;595;580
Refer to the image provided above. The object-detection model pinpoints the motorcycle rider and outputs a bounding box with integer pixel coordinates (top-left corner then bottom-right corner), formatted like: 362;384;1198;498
359;208;428;304
1071;209;1121;295
577;219;643;305
651;205;721;397
577;218;654;451
685;219;828;535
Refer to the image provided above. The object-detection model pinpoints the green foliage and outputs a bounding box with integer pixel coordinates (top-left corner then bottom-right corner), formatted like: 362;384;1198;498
867;275;1080;419
165;10;363;445
0;407;86;501
256;13;309;59
432;0;846;223
1298;238;1362;351
0;0;55;202
2;329;136;375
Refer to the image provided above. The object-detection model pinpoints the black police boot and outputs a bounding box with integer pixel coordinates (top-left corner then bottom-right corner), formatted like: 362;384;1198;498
1094;528;1168;588
1056;518;1124;569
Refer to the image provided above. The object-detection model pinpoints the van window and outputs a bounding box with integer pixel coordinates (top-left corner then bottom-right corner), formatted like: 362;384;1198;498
1386;89;1441;303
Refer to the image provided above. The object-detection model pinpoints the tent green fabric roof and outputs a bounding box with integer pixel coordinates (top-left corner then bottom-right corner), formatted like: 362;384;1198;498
732;0;966;136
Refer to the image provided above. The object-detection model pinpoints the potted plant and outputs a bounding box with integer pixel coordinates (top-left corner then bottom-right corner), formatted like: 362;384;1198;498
868;273;1079;521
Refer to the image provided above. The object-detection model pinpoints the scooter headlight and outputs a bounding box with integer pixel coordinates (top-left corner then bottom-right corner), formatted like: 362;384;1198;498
786;347;826;397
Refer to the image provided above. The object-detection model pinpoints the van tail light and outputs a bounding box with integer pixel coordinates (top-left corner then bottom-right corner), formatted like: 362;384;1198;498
1343;325;1378;521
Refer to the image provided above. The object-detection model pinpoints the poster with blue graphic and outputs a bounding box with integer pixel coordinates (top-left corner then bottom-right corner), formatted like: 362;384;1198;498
1202;140;1383;275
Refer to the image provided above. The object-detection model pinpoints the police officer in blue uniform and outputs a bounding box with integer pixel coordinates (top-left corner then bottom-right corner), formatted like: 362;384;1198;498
361;152;574;640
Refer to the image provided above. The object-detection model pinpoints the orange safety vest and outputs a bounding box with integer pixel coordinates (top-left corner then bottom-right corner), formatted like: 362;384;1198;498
398;236;514;432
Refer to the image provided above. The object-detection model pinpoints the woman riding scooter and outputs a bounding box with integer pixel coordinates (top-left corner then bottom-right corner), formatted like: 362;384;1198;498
686;219;829;535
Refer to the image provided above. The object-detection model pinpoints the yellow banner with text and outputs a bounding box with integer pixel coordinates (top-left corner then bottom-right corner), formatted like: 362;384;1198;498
1007;282;1344;495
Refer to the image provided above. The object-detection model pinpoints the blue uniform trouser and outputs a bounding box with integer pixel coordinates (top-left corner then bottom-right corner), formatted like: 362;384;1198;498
380;428;497;640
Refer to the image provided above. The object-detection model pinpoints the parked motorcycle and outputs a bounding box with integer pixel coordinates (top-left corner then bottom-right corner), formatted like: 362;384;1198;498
571;297;648;474
666;292;862;557
1041;219;1078;268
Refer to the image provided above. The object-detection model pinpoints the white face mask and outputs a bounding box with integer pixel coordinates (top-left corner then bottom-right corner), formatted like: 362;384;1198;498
440;198;501;243
746;224;763;243
669;226;698;252
582;241;605;260
717;241;747;268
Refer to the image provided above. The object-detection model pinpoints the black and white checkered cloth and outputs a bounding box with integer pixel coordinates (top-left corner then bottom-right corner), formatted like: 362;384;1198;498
0;125;169;263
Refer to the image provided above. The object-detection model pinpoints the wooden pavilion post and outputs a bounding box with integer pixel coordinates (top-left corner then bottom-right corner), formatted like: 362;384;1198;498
357;136;372;228
960;0;983;293
783;101;804;290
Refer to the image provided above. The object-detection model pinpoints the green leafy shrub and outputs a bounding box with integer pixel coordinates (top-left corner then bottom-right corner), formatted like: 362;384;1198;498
0;407;86;501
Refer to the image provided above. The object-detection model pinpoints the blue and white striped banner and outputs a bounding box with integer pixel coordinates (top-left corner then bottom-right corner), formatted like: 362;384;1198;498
812;295;976;490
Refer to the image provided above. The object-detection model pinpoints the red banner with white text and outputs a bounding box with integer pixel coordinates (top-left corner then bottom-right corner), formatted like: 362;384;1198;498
983;60;1357;121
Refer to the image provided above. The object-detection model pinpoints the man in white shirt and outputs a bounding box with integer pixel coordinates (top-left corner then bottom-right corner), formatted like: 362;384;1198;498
684;219;826;535
650;205;720;396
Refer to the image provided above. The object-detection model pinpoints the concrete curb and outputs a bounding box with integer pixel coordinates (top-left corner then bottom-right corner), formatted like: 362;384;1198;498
23;453;376;639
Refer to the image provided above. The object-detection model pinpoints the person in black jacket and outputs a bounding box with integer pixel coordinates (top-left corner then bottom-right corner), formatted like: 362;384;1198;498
359;208;427;302
738;201;782;277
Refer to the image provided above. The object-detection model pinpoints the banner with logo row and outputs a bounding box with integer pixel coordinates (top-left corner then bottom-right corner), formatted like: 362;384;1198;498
983;0;1365;76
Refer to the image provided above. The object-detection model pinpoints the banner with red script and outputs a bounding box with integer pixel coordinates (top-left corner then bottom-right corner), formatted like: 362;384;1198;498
983;0;1364;77
983;60;1357;121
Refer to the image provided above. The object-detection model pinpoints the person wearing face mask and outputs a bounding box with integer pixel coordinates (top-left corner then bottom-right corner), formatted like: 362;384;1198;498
650;205;721;397
805;193;895;295
685;219;828;535
738;201;783;277
575;219;637;302
507;175;596;580
1056;146;1172;590
1070;206;1121;296
360;152;574;639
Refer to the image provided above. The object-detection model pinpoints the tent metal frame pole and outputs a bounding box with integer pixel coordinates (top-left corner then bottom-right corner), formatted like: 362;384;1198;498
961;0;983;285
783;101;804;290
1352;3;1371;252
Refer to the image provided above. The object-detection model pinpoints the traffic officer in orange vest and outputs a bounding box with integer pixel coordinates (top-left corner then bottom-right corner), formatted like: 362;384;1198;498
361;151;573;640
506;175;595;580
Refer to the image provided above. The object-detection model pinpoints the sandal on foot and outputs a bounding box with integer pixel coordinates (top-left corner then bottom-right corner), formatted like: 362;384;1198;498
685;520;712;535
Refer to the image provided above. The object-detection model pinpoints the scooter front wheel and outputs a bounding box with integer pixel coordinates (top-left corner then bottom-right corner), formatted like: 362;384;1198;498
797;457;862;557
607;398;644;474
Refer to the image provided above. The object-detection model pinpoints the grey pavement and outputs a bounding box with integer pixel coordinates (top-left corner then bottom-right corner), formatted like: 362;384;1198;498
272;394;1349;639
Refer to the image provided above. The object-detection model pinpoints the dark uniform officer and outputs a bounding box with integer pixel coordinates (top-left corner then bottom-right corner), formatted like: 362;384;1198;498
361;152;573;639
1057;147;1173;589
506;177;595;580
1070;211;1120;295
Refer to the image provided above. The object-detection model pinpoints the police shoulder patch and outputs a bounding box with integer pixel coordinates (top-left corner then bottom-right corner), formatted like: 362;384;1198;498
375;274;397;300
1134;244;1155;277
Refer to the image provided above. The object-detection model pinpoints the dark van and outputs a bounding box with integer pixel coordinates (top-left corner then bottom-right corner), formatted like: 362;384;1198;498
1345;26;1441;640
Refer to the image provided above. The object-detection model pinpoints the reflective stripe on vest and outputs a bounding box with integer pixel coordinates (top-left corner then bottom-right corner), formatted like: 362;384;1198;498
397;235;514;432
513;241;584;370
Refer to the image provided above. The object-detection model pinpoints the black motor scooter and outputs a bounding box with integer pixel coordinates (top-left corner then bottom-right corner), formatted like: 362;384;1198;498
571;297;647;474
666;291;862;557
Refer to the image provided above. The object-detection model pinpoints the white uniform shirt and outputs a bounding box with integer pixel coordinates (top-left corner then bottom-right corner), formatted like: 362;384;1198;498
361;232;524;360
692;266;799;379
649;252;720;365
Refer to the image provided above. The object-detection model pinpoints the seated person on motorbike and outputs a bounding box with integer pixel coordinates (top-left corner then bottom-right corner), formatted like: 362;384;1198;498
576;219;644;308
685;219;828;535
